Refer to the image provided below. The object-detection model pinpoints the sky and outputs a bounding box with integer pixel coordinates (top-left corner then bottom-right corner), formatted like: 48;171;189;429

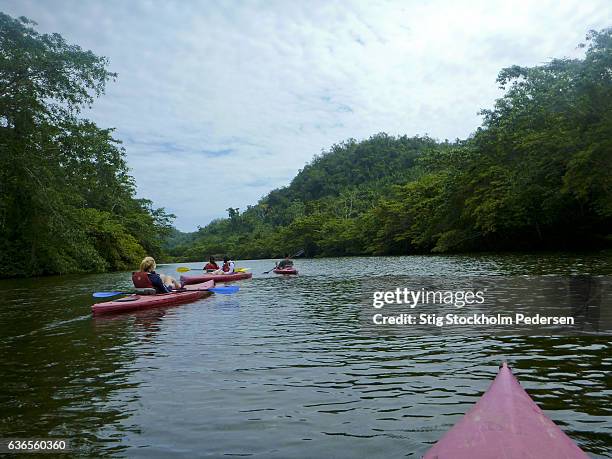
3;0;611;231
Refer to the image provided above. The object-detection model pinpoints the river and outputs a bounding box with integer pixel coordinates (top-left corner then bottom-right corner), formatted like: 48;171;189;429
1;253;611;457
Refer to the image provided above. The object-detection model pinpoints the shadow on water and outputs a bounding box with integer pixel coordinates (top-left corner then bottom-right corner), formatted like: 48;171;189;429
0;273;141;456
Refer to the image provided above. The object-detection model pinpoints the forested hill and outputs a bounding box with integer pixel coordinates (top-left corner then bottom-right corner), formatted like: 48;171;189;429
258;134;442;228
166;134;448;261
0;14;173;277
166;134;443;260
279;134;440;202
168;28;612;261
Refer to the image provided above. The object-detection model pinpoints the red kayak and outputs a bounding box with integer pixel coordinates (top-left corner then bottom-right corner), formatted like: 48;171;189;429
92;281;214;315
424;362;588;458
180;272;252;285
273;267;298;275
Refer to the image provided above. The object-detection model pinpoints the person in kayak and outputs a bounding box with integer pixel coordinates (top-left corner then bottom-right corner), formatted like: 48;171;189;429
221;256;235;274
139;256;181;293
203;256;219;272
277;253;294;269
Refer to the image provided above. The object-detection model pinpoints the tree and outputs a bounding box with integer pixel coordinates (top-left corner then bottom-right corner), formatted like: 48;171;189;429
0;13;173;277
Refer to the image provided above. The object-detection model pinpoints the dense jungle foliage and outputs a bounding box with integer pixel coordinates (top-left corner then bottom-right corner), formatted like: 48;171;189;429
168;28;612;261
2;12;610;275
0;14;173;277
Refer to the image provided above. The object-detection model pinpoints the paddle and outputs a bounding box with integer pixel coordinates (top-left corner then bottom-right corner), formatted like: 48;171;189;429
209;286;240;294
176;266;250;273
263;249;304;274
177;266;197;273
93;291;137;298
92;285;239;297
208;285;240;295
262;264;277;275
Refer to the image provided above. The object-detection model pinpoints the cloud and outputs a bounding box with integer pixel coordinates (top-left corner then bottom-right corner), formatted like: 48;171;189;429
3;0;610;230
202;148;234;157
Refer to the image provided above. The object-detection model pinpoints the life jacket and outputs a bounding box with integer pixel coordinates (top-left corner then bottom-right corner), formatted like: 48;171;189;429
204;262;219;270
222;262;230;272
132;271;154;288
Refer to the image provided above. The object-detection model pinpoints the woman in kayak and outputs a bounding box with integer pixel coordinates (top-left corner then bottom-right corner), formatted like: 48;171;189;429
221;256;235;274
203;256;219;272
277;254;294;269
139;256;181;293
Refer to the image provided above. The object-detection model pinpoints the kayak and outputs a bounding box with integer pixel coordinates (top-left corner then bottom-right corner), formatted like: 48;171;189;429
180;272;252;284
92;281;214;315
273;267;298;275
423;362;588;458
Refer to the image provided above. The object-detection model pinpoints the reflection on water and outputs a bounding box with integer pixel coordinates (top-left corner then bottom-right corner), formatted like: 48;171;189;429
0;253;611;457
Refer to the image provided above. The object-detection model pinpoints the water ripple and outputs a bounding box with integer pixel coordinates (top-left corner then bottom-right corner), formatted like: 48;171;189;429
0;256;611;457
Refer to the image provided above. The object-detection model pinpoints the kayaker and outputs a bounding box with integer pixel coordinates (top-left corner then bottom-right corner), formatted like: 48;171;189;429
277;253;294;269
139;256;181;293
221;256;235;274
203;256;219;272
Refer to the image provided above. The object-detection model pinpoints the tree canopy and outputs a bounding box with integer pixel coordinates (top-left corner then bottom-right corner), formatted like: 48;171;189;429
0;13;173;277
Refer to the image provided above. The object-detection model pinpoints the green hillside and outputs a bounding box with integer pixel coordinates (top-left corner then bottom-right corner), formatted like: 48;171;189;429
167;28;612;261
166;134;443;260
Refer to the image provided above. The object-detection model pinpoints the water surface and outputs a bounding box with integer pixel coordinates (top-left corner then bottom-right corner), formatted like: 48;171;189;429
1;253;611;457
